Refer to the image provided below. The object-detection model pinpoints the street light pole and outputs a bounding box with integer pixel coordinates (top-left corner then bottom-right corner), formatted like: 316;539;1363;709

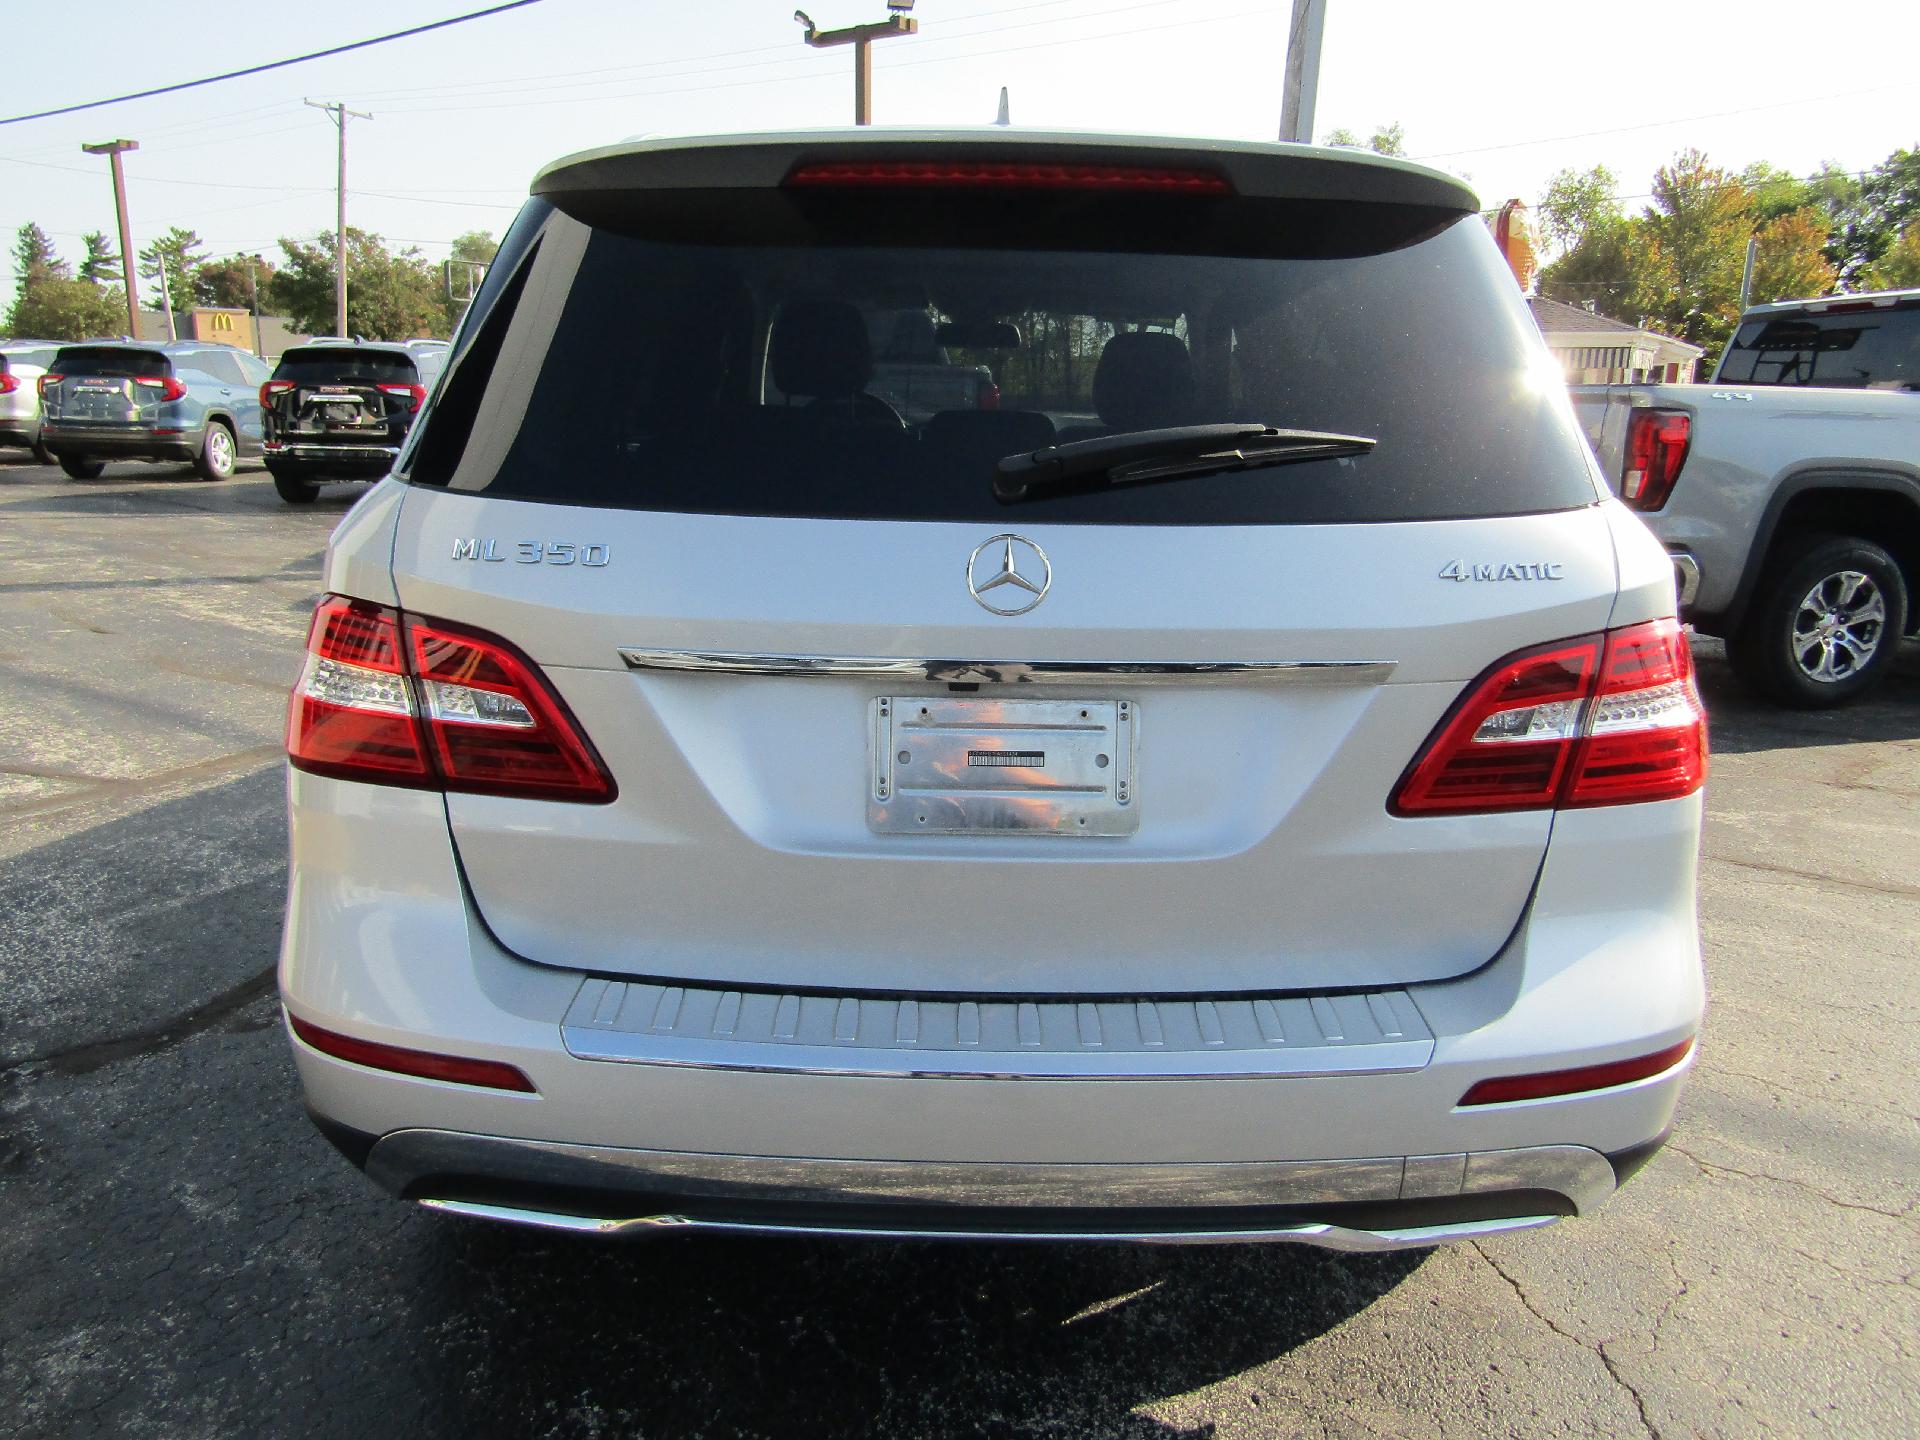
1278;0;1327;144
796;4;918;125
305;99;372;337
80;139;140;337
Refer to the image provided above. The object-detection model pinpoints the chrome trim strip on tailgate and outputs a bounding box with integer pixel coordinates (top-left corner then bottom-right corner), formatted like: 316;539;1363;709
561;978;1434;1079
617;650;1395;686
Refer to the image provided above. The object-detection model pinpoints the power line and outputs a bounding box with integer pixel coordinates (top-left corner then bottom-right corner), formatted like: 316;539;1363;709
0;0;543;127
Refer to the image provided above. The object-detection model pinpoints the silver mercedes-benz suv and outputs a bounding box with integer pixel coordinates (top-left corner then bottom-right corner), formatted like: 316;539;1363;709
280;130;1707;1250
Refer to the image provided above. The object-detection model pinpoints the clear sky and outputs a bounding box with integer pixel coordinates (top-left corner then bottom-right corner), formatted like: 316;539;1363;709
4;0;1918;302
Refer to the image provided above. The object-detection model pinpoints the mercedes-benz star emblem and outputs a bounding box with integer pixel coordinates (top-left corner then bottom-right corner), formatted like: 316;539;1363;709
967;534;1052;615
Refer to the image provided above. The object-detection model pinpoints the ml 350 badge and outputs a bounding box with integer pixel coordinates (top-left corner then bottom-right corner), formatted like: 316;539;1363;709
451;539;611;566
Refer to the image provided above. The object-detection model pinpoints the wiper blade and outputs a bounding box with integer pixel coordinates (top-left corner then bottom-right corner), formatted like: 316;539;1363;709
994;423;1376;502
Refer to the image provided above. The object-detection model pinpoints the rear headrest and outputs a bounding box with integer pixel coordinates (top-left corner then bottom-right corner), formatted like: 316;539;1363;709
770;299;872;400
1093;331;1195;432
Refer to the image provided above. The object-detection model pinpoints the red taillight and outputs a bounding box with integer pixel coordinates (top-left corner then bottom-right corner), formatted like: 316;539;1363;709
286;594;616;803
260;378;296;407
0;372;16;395
785;160;1234;194
377;381;428;412
406;616;617;802
135;374;188;402
288;1014;536;1092
1390;618;1706;816
287;598;431;784
38;372;63;395
977;381;1001;411
1458;1037;1695;1106
1621;407;1690;511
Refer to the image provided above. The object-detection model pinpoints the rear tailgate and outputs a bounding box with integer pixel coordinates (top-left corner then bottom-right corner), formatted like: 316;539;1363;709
384;135;1618;998
45;347;171;427
392;495;1618;995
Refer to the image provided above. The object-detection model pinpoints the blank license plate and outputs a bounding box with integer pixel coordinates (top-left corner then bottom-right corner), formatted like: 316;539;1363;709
869;696;1137;836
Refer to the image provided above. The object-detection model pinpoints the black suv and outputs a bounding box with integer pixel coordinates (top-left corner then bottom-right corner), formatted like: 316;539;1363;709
260;342;445;504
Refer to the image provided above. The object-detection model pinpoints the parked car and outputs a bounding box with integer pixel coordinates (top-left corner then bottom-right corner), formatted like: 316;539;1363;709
1573;286;1920;707
38;340;272;480
280;130;1705;1251
261;341;446;504
0;339;62;464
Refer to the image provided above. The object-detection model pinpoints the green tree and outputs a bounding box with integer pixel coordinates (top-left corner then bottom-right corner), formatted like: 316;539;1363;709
1749;208;1838;305
270;228;442;339
195;254;274;310
1538;165;1623;254
1633;150;1755;351
440;229;498;329
1323;123;1406;156
8;278;124;340
11;223;67;300
1837;146;1920;285
138;227;205;316
1858;225;1920;290
78;231;120;285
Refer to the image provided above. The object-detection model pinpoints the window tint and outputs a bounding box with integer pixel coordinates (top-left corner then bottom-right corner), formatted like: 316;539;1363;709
1716;305;1920;390
187;350;247;385
3;347;58;369
412;209;1598;525
273;349;420;384
55;347;169;380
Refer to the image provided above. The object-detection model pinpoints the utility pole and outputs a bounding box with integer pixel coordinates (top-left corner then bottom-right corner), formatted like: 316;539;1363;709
1278;0;1327;144
795;2;918;125
155;255;177;341
245;257;264;357
1738;235;1759;312
305;99;371;336
80;139;140;337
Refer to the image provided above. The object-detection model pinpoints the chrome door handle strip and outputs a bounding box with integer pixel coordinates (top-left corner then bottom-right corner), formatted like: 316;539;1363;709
618;650;1395;686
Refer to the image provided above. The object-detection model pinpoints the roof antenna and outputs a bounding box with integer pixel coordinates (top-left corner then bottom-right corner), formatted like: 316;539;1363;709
995;86;1010;126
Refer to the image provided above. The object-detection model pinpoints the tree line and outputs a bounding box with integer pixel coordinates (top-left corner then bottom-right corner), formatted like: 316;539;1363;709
1535;146;1920;354
5;223;498;343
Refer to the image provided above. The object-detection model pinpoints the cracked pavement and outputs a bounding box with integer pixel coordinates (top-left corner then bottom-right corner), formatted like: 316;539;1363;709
1;455;1916;1438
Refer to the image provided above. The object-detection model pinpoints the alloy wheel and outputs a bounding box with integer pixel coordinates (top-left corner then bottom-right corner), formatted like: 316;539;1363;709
1790;569;1886;684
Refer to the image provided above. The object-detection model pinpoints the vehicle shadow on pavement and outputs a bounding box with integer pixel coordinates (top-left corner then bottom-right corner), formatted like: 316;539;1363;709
422;1220;1427;1438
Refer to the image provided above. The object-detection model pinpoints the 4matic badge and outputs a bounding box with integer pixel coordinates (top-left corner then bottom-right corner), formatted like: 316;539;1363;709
1439;560;1566;582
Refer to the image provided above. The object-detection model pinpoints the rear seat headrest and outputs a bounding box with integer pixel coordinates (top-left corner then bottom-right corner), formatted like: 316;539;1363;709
1094;331;1195;432
771;300;873;400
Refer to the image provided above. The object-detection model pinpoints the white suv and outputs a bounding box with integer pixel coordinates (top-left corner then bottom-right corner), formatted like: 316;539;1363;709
280;131;1706;1250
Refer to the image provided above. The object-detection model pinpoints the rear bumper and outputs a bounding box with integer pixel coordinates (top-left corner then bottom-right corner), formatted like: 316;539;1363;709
265;439;398;476
42;425;196;461
334;1125;1639;1249
282;775;1704;1247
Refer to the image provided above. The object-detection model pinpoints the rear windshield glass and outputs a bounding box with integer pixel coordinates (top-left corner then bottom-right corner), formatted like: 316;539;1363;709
1716;304;1920;390
2;348;58;370
409;203;1598;525
55;348;169;380
274;349;420;384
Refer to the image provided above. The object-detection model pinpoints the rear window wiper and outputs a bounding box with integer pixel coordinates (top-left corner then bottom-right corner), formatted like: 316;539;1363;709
993;424;1377;502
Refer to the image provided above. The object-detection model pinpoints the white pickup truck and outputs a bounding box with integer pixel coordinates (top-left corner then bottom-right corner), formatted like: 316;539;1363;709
1573;287;1920;706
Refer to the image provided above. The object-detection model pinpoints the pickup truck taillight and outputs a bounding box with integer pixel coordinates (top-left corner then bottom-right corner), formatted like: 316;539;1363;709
134;375;189;402
288;595;617;803
1622;407;1690;511
1389;618;1706;815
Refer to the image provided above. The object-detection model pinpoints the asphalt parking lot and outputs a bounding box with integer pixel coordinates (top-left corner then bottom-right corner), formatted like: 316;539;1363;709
1;454;1915;1440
